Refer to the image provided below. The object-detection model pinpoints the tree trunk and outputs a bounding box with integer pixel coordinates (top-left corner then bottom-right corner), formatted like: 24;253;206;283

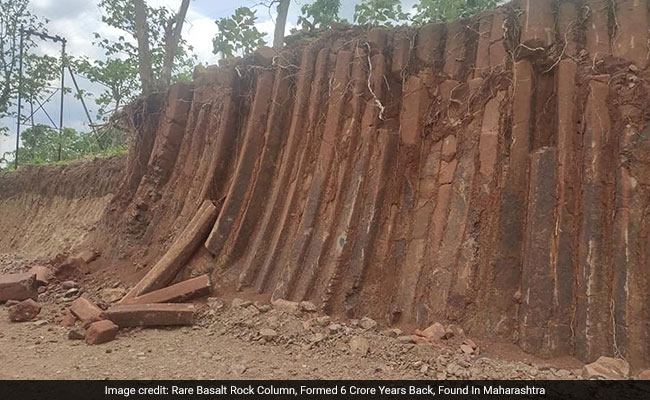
134;0;155;95
161;0;190;88
273;0;290;48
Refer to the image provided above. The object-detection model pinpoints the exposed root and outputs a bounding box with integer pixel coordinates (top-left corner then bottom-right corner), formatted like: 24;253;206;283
610;299;624;360
363;42;386;121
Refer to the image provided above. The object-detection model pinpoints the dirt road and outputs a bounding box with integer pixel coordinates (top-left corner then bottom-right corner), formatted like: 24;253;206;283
0;298;582;380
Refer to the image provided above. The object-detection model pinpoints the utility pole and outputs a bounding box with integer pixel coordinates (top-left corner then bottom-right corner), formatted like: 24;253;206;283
15;29;67;167
15;26;24;170
57;39;66;161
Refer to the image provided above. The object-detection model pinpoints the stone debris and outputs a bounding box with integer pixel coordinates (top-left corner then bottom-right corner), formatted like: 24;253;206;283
68;327;86;340
60;310;76;327
100;288;127;303
54;257;90;279
70;297;104;323
63;288;80;299
272;299;300;313
231;298;252;308
85;320;118;345
460;344;474;355
61;281;79;290
299;301;317;312
0;272;37;301
383;328;403;338
420;322;445;340
582;357;630;380
349;336;370;356
359;317;377;330
28;266;53;286
637;370;650;380
8;299;41;322
259;328;278;341
398;335;415;344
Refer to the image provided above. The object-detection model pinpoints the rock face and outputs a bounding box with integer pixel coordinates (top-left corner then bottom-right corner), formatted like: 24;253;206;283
3;0;650;369
8;299;41;322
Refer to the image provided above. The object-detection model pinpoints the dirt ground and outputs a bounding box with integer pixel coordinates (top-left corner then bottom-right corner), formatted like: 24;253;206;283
0;294;583;380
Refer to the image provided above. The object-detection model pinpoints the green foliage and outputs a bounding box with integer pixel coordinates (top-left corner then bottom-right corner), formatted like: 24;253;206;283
354;0;409;27
412;0;499;25
2;124;127;169
297;0;343;30
76;0;196;121
213;7;266;58
0;0;59;135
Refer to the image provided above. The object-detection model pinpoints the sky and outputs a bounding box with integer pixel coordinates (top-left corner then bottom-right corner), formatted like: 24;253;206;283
0;0;419;159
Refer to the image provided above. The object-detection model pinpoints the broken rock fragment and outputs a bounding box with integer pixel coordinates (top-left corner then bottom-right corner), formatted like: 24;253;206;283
8;299;41;322
85;320;118;345
582;357;630;380
0;272;37;301
272;299;300;313
70;297;104;323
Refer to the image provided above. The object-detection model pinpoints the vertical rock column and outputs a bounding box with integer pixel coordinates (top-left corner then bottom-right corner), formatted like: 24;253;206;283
204;70;275;255
489;60;533;339
237;47;317;289
272;50;353;301
612;111;650;368
575;79;613;362
585;0;611;59
519;147;557;354
548;59;579;356
521;0;555;47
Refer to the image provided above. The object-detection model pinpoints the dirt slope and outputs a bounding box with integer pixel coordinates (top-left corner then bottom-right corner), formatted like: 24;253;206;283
0;157;124;259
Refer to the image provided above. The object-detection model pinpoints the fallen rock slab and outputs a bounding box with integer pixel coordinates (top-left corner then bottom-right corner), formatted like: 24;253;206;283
85;320;118;345
582;356;630;380
124;275;211;305
0;272;37;301
121;201;218;302
70;297;104;323
8;299;41;322
104;303;195;327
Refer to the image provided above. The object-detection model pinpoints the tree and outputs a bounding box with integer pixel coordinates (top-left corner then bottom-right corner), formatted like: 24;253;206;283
273;0;290;48
76;0;196;122
213;7;266;59
0;0;58;135
297;0;343;31
353;0;409;27
411;0;499;25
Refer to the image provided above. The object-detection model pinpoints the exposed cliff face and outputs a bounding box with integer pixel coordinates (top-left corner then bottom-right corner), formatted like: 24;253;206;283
3;0;649;368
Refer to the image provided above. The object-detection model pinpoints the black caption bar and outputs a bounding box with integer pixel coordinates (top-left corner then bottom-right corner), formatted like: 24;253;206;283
1;380;649;400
